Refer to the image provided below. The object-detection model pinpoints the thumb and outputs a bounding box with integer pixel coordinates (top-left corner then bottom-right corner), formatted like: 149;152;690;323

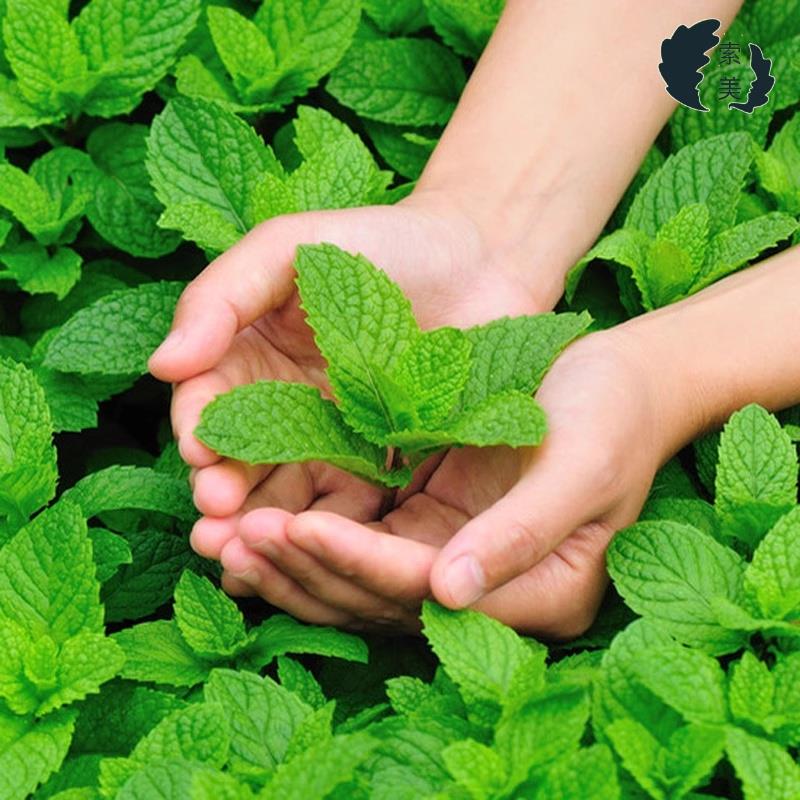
148;218;302;383
430;445;613;608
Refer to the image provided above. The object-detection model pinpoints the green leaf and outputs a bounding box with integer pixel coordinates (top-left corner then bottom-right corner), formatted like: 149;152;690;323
715;404;798;549
277;657;327;711
420;601;536;708
72;0;201;117
423;0;503;58
195;381;393;486
88;527;132;582
174;571;249;659
147;97;280;243
607;521;748;654
0;708;76;800
114;620;212;687
363;0;427;35
294;243;418;442
726;727;800;800
0;242;82;299
460;312;591;407
157;202;241;254
0;358;57;520
364;120;437;179
62;465;196;523
729;651;776;732
695;213;798;292
203;668;310;782
77;123;180;258
327;37;466;126
533;745;619;800
757;110;800;214
626;132;754;237
442;739;507;800
744;506;800;619
262;732;376;799
238;613;368;671
0;501;102;641
43;282;184;376
3;0;90;115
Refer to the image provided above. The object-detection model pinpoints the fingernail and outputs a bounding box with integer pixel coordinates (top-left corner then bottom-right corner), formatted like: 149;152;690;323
445;554;485;607
151;329;184;361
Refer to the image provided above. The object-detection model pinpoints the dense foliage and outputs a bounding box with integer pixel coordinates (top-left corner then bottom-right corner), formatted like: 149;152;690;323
0;0;799;798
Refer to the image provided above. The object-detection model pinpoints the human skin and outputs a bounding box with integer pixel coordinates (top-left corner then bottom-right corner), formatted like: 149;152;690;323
149;0;746;635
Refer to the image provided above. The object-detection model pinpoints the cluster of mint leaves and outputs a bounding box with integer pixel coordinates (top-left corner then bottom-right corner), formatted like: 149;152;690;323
195;243;590;488
0;0;799;797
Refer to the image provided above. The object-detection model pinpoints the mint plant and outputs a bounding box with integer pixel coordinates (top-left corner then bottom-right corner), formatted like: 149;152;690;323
196;243;590;487
0;0;799;797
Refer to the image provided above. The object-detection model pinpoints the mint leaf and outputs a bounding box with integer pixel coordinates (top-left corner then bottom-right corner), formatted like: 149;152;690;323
43;282;184;376
294;243;418;442
89;527;132;582
0;242;82;299
3;0;89;116
238;613;368;671
626;132;754;238
715;404;798;549
204;668;311;782
114;620;211;688
147;98;281;246
744;506;800;619
0;357;57;522
423;0;503;58
364;120;437;179
157;202;241;254
173;571;249;659
442;739;507;799
460;312;591;407
72;0;200;117
76;124;179;258
533;745;619;800
729;651;776;733
726;727;800;800
0;708;76;800
607;521;748;654
327;37;466;126
195;381;393;486
364;0;427;36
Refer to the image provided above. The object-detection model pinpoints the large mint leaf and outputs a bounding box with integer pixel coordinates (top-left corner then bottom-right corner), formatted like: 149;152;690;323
146;97;281;246
195;381;394;486
0;501;102;641
423;0;503;58
0;708;76;800
364;0;427;36
0;358;58;522
204;668;311;782
327;37;466;126
626;132;754;237
76;123;180;258
715;404;798;549
0;242;82;299
744;506;800;620
72;0;200;117
294;243;418;442
43;282;184;376
726;727;800;800
173;571;249;659
607;521;748;654
3;0;89;115
533;745;620;800
460;312;591;407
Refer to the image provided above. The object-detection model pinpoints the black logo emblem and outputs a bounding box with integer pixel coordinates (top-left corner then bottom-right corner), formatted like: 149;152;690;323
659;19;775;114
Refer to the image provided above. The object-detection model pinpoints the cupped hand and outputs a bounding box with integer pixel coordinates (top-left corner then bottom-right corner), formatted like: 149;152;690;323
149;194;558;571
208;329;672;638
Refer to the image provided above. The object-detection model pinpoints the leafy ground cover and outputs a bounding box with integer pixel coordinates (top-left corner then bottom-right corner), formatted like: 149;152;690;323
0;0;799;798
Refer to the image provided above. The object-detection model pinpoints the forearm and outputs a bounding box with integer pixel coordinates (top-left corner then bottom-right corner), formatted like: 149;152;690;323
623;246;800;459
411;0;743;304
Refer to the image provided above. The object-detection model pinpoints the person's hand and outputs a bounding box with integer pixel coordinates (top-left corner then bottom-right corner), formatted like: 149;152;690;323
149;194;563;569
204;328;675;638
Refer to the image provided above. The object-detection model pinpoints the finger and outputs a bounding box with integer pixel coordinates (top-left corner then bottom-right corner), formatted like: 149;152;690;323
240;510;419;624
286;511;436;604
171;370;233;467
475;523;612;638
240;463;317;513
309;465;387;522
430;443;613;608
220;571;259;597
149;220;301;382
219;536;352;626
193;459;272;517
190;515;240;560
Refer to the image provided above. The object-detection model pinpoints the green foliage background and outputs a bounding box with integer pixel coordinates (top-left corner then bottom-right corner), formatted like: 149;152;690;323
0;0;799;798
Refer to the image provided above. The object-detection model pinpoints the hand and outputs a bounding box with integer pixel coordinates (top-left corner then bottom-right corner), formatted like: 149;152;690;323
149;194;561;571
207;329;672;638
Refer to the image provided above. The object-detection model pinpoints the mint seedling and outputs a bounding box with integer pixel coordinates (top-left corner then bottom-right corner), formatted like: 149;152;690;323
196;243;590;487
